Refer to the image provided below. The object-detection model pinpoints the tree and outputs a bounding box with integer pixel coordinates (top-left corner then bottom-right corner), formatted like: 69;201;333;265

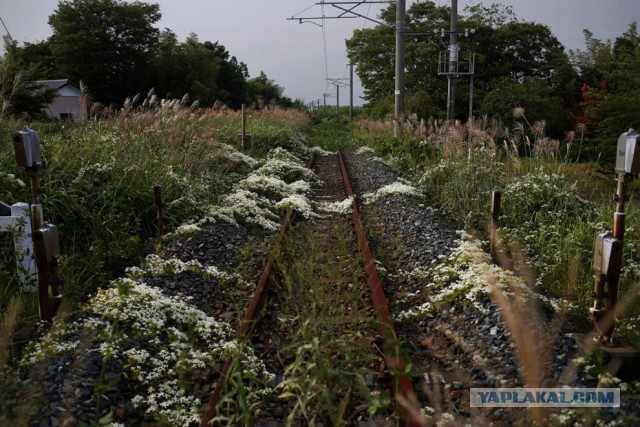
48;0;161;105
149;31;249;108
585;23;640;161
0;41;57;118
246;71;284;106
346;1;577;134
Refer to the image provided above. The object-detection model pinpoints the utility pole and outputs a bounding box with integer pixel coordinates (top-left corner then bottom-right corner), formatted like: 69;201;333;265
327;77;349;116
0;16;14;43
447;0;458;122
394;0;406;137
288;1;395;120
349;63;354;120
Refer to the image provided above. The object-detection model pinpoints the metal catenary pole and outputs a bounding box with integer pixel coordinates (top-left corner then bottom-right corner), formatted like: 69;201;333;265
394;0;406;137
288;2;398;127
447;0;458;122
349;63;354;120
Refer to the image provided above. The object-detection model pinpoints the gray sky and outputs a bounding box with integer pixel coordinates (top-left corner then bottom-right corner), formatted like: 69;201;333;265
0;0;637;105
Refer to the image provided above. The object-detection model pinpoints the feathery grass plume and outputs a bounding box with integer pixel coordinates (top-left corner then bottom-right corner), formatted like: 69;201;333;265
512;106;525;119
180;93;190;106
79;80;92;119
534;137;560;157
532;120;546;137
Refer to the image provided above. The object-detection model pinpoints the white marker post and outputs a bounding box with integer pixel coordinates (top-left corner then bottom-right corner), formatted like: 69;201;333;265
0;202;37;291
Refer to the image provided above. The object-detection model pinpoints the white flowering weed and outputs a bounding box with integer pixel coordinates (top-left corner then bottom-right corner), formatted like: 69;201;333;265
192;147;319;230
362;181;421;204
396;232;565;322
219;143;258;168
317;196;354;215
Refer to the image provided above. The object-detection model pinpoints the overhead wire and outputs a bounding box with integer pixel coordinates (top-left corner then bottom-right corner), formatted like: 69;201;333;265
362;1;373;29
291;2;320;19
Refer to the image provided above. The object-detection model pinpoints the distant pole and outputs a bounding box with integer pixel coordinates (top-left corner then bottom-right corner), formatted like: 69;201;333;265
0;16;14;43
349;63;354;120
394;0;406;137
318;98;321;111
468;59;474;122
241;103;247;139
324;93;327;107
336;84;340;115
447;0;459;122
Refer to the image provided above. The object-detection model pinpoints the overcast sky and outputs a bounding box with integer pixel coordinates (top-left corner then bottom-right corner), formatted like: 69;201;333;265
0;0;637;105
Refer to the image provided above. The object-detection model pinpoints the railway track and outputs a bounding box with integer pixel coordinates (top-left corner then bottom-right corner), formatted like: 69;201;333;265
202;151;423;425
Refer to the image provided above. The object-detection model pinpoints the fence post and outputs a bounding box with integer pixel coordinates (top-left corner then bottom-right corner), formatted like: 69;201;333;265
490;187;501;259
154;184;164;237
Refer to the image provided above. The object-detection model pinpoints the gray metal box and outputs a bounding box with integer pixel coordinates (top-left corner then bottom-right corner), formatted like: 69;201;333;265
13;127;42;169
615;128;640;174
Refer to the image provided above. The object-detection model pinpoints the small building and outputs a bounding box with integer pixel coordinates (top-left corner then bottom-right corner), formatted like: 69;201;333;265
36;79;84;121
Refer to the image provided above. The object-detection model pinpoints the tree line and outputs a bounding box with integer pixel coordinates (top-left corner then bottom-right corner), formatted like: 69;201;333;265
1;0;303;117
347;1;639;160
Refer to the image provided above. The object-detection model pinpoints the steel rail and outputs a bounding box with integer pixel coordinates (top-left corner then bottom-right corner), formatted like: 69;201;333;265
337;149;424;426
200;154;316;426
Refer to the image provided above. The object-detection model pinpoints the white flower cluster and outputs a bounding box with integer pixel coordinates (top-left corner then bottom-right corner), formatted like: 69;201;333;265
355;146;376;155
170;223;202;237
309;146;333;156
219;143;259;168
396;232;565;321
317;196;354;215
141;254;250;288
82;280;273;424
197;147;319;230
362;181;421;204
72;157;116;185
0;172;26;188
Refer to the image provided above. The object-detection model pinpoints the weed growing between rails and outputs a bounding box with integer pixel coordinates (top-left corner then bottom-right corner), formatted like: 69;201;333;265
270;220;389;424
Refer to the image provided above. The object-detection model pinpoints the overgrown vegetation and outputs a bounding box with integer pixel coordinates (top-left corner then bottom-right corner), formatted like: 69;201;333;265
352;110;640;342
0;103;310;321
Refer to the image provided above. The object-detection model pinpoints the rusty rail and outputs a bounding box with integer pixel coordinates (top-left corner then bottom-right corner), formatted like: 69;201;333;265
200;154;316;426
337;149;423;426
202;150;424;425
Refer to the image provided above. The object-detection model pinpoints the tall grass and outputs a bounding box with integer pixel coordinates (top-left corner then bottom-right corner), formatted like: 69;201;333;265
353;112;640;325
0;105;309;324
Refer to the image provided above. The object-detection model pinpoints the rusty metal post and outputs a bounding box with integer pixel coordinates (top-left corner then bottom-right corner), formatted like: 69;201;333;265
490;187;501;259
154;184;164;237
14;128;62;322
591;173;628;345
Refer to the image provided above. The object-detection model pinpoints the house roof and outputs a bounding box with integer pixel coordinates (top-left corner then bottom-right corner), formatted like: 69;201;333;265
36;79;80;90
